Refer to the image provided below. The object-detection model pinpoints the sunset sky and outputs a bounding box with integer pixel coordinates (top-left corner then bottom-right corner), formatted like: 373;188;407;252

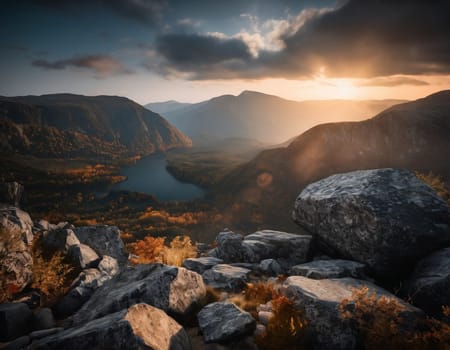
1;0;450;104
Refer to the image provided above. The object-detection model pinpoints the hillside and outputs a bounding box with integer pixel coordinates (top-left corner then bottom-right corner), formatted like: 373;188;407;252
162;90;405;145
216;90;450;229
145;100;192;114
0;94;192;159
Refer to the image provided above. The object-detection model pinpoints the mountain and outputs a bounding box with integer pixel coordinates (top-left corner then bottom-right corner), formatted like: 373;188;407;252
0;94;192;159
145;100;192;114
162;90;405;145
216;90;450;229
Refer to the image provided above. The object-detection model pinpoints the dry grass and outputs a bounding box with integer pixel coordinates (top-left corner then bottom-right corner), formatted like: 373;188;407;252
127;235;197;267
31;234;75;306
339;286;450;350
416;171;450;207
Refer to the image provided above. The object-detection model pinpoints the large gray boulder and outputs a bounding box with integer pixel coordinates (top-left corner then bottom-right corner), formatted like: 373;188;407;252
73;226;128;265
289;259;367;279
32;304;191;350
0;182;24;207
282;276;422;350
202;264;251;292
0;302;33;342
293;168;450;278
72;264;206;325
197;302;256;343
406;247;450;318
0;206;34;244
211;229;255;263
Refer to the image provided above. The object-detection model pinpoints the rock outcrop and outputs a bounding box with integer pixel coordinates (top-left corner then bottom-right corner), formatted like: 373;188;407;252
293;168;450;278
182;256;223;274
32;304;191;350
406;247;450;318
197;302;256;343
0;302;33;342
72;264;206;325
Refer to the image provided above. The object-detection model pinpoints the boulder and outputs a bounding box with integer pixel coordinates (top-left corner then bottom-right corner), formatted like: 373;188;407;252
73;226;128;265
42;229;80;254
98;255;119;277
72;264;206;325
211;229;312;268
34;219;50;232
282;276;422;350
289;259;367;279
202;264;251;292
182;256;223;274
197;302;256;343
68;244;100;270
259;259;283;276
243;230;312;268
0;206;34;244
293;168;450;278
211;229;255;263
0;182;24;207
0;250;33;295
0;302;33;341
30;328;64;340
32;304;191;350
406;247;450;318
33;308;56;330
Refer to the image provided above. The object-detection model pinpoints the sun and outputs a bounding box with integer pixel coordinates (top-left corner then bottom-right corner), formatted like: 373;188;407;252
334;79;359;99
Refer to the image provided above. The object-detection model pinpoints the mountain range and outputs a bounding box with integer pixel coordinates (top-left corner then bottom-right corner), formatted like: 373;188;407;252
216;90;450;228
0;94;191;159
152;91;405;145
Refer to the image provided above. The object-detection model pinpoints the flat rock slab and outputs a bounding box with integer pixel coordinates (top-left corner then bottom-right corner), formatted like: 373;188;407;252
289;259;367;279
202;264;251;292
406;247;450;318
182;257;223;274
197;302;255;343
32;304;191;350
283;276;422;350
72;263;206;325
293;168;450;278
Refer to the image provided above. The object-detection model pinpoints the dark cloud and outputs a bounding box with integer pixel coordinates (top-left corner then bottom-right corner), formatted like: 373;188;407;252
152;0;450;79
356;76;429;87
32;54;132;77
30;0;166;26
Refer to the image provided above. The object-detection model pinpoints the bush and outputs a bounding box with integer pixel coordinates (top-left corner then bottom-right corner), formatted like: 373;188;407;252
256;295;307;350
31;235;75;306
339;286;450;350
127;235;197;267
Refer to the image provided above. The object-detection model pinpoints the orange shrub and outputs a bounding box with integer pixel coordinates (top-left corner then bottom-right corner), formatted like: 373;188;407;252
256;295;307;350
339;286;450;350
416;171;450;207
162;235;197;266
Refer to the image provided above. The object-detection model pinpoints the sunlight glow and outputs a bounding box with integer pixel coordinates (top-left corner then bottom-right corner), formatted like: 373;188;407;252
333;79;359;99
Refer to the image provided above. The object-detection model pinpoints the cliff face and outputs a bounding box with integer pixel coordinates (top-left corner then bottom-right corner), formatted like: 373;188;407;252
0;94;192;158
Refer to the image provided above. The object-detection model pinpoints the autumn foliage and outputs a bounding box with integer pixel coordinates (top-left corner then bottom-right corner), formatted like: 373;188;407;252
339;286;450;350
416;171;450;207
31;234;75;306
127;235;197;266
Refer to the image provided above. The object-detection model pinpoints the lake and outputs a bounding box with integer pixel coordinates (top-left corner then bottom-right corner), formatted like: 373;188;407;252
112;154;205;201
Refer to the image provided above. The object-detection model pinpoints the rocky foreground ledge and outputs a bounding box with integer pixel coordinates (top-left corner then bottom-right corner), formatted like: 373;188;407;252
1;168;449;349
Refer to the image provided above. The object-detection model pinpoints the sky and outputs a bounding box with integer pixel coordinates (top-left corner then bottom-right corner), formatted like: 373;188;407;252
1;0;450;104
